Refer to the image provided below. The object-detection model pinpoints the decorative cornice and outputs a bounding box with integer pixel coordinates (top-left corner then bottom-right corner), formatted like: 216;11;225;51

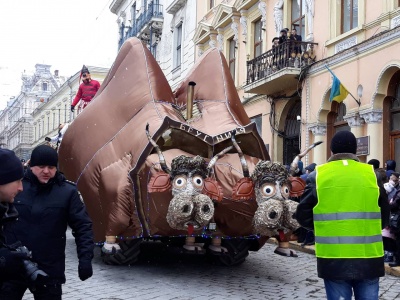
359;109;383;124
308;123;327;136
166;0;187;15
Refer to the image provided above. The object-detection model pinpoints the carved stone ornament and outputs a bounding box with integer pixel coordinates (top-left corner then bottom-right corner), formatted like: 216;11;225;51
343;113;365;127
359;109;383;124
231;17;239;45
308;123;327;136
258;1;267;30
239;10;248;43
217;30;224;51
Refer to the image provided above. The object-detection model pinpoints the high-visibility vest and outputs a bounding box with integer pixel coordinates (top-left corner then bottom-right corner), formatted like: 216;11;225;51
313;159;383;258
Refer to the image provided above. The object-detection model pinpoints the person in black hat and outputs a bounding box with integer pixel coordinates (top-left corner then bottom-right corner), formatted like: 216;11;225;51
296;131;390;299
70;65;101;113
0;149;31;288
0;145;94;299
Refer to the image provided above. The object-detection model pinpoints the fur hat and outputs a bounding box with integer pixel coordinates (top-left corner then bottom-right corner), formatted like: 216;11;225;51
30;145;58;167
330;131;357;154
0;149;24;185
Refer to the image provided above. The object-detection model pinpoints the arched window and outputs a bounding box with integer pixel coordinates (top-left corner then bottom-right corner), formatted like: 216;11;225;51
283;100;301;165
383;70;400;163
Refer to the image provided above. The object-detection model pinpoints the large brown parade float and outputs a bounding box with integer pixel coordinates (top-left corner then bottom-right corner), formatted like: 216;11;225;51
59;37;311;266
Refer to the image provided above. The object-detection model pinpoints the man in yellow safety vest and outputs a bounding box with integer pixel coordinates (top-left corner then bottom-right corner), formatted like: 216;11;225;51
296;131;390;300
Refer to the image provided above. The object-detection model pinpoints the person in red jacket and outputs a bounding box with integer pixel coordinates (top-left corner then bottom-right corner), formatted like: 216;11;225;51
71;65;100;112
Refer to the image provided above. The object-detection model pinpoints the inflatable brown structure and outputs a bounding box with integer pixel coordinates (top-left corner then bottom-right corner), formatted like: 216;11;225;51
59;37;273;265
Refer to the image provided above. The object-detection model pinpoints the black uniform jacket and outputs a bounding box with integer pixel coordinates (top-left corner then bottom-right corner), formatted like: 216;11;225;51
0;202;20;283
295;153;390;280
3;169;94;284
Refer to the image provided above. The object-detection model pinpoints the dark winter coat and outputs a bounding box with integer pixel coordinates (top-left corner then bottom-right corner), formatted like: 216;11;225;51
0;202;20;284
3;169;94;284
295;153;390;280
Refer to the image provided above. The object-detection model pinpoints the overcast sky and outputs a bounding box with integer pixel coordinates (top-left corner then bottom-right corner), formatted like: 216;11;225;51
0;0;119;110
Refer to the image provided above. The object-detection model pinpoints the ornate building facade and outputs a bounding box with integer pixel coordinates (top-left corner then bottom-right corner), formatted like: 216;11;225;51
110;0;197;90
0;64;65;160
194;0;400;168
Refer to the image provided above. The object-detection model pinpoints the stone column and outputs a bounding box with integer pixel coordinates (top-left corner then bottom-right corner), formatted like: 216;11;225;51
360;109;383;162
308;123;327;166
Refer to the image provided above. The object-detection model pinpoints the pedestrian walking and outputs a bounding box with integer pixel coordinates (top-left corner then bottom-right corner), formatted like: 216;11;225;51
0;145;94;299
296;131;390;300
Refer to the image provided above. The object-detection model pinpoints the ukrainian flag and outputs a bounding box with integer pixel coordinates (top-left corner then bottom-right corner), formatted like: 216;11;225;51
326;66;349;103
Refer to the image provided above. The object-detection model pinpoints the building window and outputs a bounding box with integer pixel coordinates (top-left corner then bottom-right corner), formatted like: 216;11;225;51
209;0;215;9
173;24;182;69
390;85;400;131
47;116;50;133
254;19;263;57
383;71;400;163
228;38;236;81
251;114;262;135
42;82;48;91
291;0;306;39
342;0;358;33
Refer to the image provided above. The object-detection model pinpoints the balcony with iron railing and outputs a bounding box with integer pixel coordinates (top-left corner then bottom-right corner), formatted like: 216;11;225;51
244;40;318;95
118;3;164;49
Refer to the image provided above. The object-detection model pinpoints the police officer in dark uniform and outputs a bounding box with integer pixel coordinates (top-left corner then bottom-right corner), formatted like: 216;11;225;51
0;149;29;289
0;145;94;299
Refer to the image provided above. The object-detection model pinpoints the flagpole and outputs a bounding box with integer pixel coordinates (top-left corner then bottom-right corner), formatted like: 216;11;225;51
348;92;361;107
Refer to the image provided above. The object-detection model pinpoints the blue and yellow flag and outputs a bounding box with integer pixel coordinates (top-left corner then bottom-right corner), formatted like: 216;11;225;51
326;66;349;103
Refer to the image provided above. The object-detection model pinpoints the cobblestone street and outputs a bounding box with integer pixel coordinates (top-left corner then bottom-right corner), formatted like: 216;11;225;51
20;230;400;300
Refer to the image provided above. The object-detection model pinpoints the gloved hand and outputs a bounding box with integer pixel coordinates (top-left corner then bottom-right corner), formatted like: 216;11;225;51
0;248;29;270
78;260;93;281
45;137;51;142
71;105;75;112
